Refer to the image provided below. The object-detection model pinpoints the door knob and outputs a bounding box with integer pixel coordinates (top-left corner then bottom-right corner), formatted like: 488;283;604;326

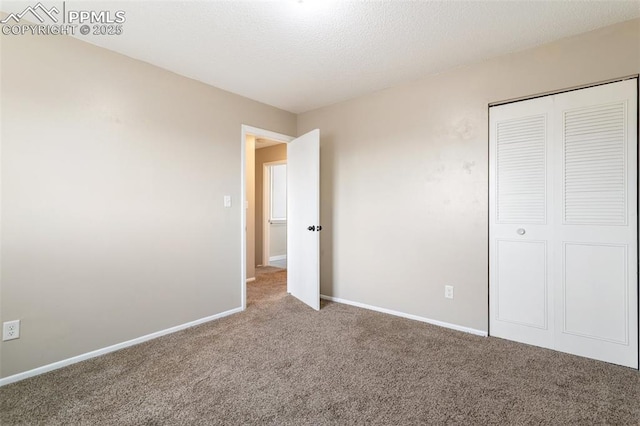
307;225;316;231
516;228;526;235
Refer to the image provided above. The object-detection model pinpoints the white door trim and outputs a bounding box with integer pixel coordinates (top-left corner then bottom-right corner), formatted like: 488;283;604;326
263;159;287;266
240;125;294;310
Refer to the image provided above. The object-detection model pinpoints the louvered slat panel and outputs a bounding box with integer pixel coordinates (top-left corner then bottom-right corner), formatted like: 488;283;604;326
497;115;546;223
564;103;626;225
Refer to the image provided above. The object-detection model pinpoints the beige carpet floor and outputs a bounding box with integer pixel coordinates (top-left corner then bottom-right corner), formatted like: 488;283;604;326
1;267;639;425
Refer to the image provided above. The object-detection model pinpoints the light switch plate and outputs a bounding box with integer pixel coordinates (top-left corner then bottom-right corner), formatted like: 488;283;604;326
224;195;232;208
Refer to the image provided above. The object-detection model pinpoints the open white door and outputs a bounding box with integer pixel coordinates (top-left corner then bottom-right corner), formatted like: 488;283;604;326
287;129;320;310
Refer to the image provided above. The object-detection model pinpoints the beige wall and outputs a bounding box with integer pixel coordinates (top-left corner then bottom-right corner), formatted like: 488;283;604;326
0;31;295;377
246;136;256;279
269;223;287;258
255;144;287;265
297;19;640;332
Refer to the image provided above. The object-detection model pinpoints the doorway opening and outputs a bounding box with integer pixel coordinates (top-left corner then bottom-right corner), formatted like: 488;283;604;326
262;159;288;269
241;125;321;311
241;125;294;310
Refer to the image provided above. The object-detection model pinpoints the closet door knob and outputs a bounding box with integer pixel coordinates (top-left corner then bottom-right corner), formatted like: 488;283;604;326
517;228;526;235
307;225;316;231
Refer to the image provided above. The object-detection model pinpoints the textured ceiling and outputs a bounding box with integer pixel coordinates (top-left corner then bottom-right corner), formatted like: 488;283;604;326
255;138;283;150
3;1;639;113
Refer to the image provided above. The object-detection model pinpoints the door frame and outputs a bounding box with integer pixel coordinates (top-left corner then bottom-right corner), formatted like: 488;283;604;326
263;159;287;267
240;125;294;310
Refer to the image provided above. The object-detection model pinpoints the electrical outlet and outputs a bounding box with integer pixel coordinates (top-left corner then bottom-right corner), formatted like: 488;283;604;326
444;285;454;299
3;320;20;341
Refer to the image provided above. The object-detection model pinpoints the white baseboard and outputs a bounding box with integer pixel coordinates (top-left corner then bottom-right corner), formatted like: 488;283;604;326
246;277;256;283
269;255;287;262
320;294;487;337
0;306;243;387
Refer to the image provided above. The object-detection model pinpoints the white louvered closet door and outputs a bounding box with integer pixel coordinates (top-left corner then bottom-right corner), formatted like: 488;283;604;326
553;80;637;368
490;79;638;369
490;95;555;350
